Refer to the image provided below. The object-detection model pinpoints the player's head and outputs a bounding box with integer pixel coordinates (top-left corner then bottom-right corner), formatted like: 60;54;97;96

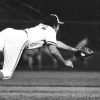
43;14;64;29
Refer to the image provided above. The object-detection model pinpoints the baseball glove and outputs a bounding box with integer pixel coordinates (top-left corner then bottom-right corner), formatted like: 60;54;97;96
74;47;94;61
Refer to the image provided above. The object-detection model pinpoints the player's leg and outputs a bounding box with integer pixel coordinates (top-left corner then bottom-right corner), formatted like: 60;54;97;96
0;44;27;80
0;29;28;80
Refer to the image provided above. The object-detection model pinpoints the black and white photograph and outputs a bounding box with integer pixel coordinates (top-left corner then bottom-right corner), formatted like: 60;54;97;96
0;0;100;100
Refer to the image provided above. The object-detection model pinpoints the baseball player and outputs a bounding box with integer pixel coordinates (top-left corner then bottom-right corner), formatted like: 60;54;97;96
0;14;78;80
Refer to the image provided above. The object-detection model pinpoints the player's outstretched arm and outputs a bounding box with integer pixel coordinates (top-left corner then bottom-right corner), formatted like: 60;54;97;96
57;41;78;52
47;44;74;68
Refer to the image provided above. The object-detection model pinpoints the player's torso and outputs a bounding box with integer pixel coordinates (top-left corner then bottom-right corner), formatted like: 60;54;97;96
25;24;47;49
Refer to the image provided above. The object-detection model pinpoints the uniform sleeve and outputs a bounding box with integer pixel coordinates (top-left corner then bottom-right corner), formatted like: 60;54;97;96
44;26;57;45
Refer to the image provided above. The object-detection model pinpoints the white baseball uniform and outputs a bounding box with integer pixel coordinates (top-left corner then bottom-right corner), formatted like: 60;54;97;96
0;23;57;79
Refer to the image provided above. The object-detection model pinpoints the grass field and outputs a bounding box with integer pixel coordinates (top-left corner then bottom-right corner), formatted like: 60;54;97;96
0;71;100;100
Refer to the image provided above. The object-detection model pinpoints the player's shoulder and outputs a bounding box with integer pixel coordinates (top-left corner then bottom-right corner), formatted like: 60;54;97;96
3;28;14;31
45;25;56;34
39;23;55;32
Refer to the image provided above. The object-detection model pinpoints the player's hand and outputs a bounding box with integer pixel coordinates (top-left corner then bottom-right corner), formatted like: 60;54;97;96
74;47;94;61
65;60;74;68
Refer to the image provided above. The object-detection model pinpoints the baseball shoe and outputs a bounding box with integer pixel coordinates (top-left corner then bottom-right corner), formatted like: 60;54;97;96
65;60;74;68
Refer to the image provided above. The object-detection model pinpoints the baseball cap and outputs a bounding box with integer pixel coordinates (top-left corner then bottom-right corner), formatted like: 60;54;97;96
50;14;64;24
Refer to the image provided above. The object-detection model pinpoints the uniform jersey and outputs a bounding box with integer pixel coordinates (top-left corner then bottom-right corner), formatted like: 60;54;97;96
25;23;57;49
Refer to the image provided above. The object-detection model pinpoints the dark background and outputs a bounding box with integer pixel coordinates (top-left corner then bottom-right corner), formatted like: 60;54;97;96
0;0;100;43
0;0;100;21
0;0;100;71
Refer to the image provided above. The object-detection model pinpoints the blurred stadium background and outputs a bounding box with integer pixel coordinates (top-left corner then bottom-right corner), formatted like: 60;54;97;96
0;0;100;71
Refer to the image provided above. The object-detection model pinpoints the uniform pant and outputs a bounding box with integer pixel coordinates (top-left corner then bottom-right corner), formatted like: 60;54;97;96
0;28;28;79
